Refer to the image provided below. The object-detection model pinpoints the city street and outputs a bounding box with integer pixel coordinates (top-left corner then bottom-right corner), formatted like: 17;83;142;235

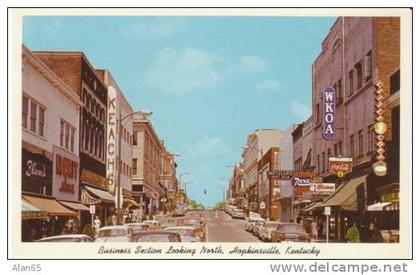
199;210;261;242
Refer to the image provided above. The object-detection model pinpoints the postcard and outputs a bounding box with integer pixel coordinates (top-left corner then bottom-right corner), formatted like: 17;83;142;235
8;7;412;259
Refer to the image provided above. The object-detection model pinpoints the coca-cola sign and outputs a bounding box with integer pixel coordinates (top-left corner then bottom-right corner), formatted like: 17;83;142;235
328;157;353;174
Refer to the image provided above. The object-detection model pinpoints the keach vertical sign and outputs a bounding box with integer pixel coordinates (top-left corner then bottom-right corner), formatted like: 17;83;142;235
322;86;336;140
107;86;118;193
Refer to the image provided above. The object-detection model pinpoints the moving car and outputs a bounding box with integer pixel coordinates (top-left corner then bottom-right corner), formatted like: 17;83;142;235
271;223;311;243
164;226;200;242
231;208;246;219
259;221;283;242
129;231;182;242
36;234;93;242
178;217;206;241
95;225;133;242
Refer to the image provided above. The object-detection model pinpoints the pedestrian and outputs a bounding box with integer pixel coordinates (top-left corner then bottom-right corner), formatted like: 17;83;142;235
93;216;101;235
311;220;318;240
345;222;361;243
370;223;383;243
111;213;117;225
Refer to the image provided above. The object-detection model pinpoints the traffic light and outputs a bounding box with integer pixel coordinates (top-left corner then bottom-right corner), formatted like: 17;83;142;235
204;189;207;195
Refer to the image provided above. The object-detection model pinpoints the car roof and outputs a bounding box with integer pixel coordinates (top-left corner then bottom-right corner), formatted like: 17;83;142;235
164;226;195;230
98;225;130;230
131;230;179;236
37;234;91;241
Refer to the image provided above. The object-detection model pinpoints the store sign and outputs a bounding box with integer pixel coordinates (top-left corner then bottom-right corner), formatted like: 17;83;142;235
328;157;353;175
259;201;266;209
107;86;118;188
310;183;336;193
22;148;52;182
267;170;294;180
80;169;107;189
322;86;336;140
291;177;312;186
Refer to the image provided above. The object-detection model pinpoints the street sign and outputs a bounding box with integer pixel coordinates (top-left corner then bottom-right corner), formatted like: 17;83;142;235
328;157;353;175
259;201;266;209
89;204;96;214
267;170;294;180
324;206;331;216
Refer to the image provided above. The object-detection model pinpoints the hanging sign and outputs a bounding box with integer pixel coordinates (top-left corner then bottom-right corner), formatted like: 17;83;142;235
322;86;336;140
107;86;118;189
328;157;353;176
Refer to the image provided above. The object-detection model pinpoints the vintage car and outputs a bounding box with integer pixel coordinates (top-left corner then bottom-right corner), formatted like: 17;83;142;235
129;231;181;242
36;234;94;242
245;217;265;232
164;226;200;242
258;221;283;242
271;223;311;243
95;225;133;242
177;217;206;241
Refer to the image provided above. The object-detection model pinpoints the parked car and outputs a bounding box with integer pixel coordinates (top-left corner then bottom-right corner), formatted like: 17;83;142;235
95;225;133;242
158;217;178;229
271;223;311;243
231;208;247;219
125;223;151;234
36;234;94;242
164;226;200;242
245;217;265;232
251;220;265;236
259;221;283;242
129;231;182;242
178;217;206;241
173;206;187;217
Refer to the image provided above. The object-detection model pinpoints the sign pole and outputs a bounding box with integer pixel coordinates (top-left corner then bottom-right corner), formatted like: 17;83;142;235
326;214;329;243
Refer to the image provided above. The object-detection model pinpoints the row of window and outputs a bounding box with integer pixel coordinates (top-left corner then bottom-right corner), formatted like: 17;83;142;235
144;133;163;173
22;95;46;137
81;121;105;162
316;126;375;174
59;119;76;153
82;88;106;123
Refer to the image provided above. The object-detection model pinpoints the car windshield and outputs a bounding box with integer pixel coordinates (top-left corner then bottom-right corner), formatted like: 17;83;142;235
180;219;199;226
131;234;178;242
97;229;127;238
280;224;306;233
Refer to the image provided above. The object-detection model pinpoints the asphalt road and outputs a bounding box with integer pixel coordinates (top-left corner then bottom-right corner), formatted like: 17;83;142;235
199;210;261;242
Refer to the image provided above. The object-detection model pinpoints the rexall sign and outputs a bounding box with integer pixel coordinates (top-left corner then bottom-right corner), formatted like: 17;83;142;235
322;86;336;140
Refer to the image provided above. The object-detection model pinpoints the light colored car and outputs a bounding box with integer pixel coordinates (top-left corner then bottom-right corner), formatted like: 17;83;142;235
164;226;200;242
259;221;283;242
251;220;265;236
129;231;182;242
245;217;265;232
271;223;311;243
36;234;93;242
95;225;133;242
231;208;246;219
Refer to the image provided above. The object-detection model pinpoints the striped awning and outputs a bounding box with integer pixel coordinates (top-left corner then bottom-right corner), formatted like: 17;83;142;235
23;195;77;217
84;186;114;203
22;199;47;219
59;201;90;211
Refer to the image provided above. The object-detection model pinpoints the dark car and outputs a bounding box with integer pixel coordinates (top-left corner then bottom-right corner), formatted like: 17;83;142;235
271;223;311;243
129;231;182;242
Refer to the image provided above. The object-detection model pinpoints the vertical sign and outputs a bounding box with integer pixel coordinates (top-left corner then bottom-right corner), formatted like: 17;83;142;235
107;86;117;193
322;86;336;140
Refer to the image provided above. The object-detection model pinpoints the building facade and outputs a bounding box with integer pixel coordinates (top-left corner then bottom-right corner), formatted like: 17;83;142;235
311;17;400;241
22;45;84;240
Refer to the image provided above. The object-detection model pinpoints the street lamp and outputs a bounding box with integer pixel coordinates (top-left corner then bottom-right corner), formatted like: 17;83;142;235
218;185;226;202
115;109;153;223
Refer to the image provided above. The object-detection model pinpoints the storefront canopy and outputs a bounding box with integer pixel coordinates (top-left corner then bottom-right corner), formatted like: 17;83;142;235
320;175;366;211
59;201;90;212
23;195;77;217
366;202;394;211
302;201;324;212
84;186;115;204
22;199;47;219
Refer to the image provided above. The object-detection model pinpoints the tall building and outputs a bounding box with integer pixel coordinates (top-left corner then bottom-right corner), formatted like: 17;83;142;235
242;128;283;214
96;69;134;209
21;45;84;240
132;113;165;217
33;51;113;224
311;17;400;241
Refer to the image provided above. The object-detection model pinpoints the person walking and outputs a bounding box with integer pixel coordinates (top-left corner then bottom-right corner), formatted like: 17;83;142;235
311;220;318;240
345;222;361;243
93;216;101;236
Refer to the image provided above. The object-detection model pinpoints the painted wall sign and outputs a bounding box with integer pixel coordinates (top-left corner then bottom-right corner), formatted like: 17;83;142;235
22;148;53;195
53;146;80;200
322;86;336;140
106;86;118;191
267;170;294;180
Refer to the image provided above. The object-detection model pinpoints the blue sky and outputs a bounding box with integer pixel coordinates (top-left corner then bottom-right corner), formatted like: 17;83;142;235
23;16;336;207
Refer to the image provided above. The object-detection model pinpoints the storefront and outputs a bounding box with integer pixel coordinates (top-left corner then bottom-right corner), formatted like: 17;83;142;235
80;185;115;226
22;146;53;196
22;194;77;241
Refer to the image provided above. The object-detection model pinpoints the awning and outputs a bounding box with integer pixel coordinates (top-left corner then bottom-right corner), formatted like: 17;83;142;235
84;186;114;203
302;201;324;212
59;201;90;211
22;199;48;219
321;175;366;211
366;202;392;211
23;195;77;216
123;198;139;208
